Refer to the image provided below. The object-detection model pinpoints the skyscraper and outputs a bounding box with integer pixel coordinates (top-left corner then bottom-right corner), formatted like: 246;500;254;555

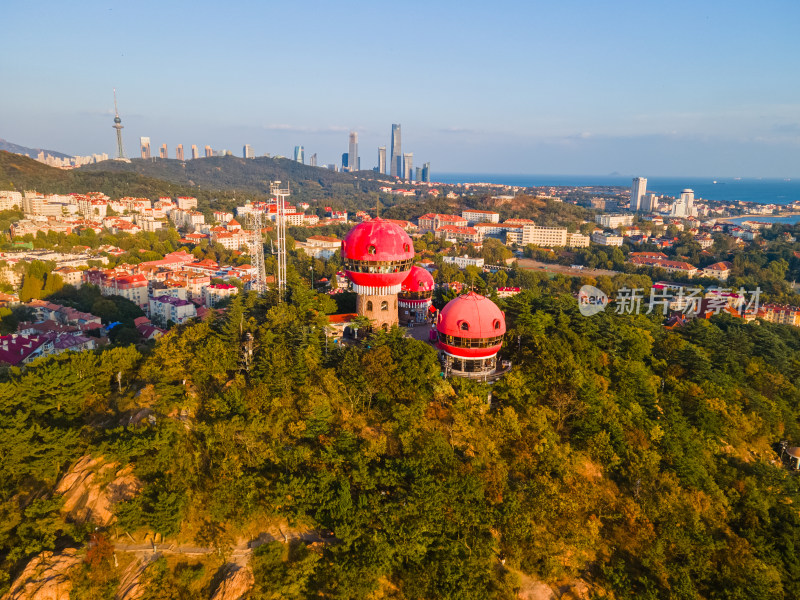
422;162;430;183
140;137;151;159
403;153;413;180
378;146;386;174
191;145;199;160
204;145;213;158
342;152;349;170
243;144;254;159
111;89;126;160
390;124;402;177
176;144;184;161
294;146;304;163
631;177;647;211
309;153;317;167
159;144;167;159
415;167;422;181
348;131;358;172
642;192;658;213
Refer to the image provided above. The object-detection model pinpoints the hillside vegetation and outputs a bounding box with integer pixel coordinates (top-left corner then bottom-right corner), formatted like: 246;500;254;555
1;274;799;599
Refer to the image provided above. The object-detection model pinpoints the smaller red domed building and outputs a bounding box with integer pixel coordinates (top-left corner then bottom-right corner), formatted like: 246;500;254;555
341;218;415;330
399;266;435;326
436;291;507;379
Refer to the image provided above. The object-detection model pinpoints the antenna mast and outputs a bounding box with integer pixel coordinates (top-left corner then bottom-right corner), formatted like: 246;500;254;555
270;181;290;301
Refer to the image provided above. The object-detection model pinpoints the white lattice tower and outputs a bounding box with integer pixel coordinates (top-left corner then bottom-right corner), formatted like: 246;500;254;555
270;181;290;301
248;210;268;294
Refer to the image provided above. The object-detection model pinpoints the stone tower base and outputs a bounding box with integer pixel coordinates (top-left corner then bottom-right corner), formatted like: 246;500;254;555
357;292;399;331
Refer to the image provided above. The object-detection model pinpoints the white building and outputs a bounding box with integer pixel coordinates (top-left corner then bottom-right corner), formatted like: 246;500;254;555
461;209;500;225
176;196;198;210
631;177;647;211
148;295;197;326
443;255;485;268
671;189;697;218
566;232;591;248
521;225;568;247
203;283;239;307
591;231;624;246
595;214;634;228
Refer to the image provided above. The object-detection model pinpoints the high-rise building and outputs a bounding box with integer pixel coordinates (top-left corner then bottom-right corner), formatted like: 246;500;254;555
403;153;413;180
415;167;422;181
159;144;167;159
378;146;386;174
342;152;349;170
422;162;430;183
309;153;317;167
176;144;184;161
294;146;304;163
348;131;358;172
111;89;126;160
390;124;402;177
191;145;199;160
140;137;151;159
243;144;254;159
204;145;213;158
642;192;658;213
670;189;696;218
631;177;647;211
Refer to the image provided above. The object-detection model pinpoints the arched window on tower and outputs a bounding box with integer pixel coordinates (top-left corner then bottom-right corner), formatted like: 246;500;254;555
381;300;389;311
367;301;373;312
460;321;470;331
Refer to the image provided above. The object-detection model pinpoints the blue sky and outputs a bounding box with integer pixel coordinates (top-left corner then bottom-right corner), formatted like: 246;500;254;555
2;0;799;176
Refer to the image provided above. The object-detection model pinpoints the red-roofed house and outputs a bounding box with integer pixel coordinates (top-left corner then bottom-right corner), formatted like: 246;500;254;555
703;261;733;281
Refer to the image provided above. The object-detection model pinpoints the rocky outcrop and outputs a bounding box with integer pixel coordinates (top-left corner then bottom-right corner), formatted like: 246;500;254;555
210;565;254;600
115;557;149;600
2;549;81;600
55;455;141;526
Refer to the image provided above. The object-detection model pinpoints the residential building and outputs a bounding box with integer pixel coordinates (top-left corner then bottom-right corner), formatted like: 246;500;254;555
203;283;239;307
521;225;568;247
703;261;733;281
100;273;149;309
204;145;213;158
176;144;184;160
435;225;483;243
148;295;197;326
176;196;198;210
596;214;634;228
591;231;624;246
418;213;468;232
628;256;698;277
296;235;341;260
462;209;500;224
294;146;304;164
140;137;151;159
243;144;254;159
191;145;199;160
671;189;697;218
159;144;167;159
52;267;83;287
566;232;591;248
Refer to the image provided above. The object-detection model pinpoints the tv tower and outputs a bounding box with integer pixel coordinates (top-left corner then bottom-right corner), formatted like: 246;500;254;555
112;89;128;161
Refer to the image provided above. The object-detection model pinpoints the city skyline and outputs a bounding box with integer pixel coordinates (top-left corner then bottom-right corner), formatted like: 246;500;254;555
2;2;800;176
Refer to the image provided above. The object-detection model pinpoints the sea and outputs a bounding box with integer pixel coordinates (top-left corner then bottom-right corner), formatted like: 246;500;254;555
434;173;800;207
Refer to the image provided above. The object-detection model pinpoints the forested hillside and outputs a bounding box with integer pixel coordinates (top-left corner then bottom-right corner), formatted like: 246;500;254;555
2;274;799;599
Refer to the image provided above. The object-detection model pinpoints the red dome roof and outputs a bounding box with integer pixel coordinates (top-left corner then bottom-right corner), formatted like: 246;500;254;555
436;292;506;358
341;218;414;263
341;218;415;289
401;265;435;294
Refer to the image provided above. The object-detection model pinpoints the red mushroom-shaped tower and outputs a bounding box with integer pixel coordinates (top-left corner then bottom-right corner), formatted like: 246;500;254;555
341;218;415;330
398;266;435;326
436;291;507;378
